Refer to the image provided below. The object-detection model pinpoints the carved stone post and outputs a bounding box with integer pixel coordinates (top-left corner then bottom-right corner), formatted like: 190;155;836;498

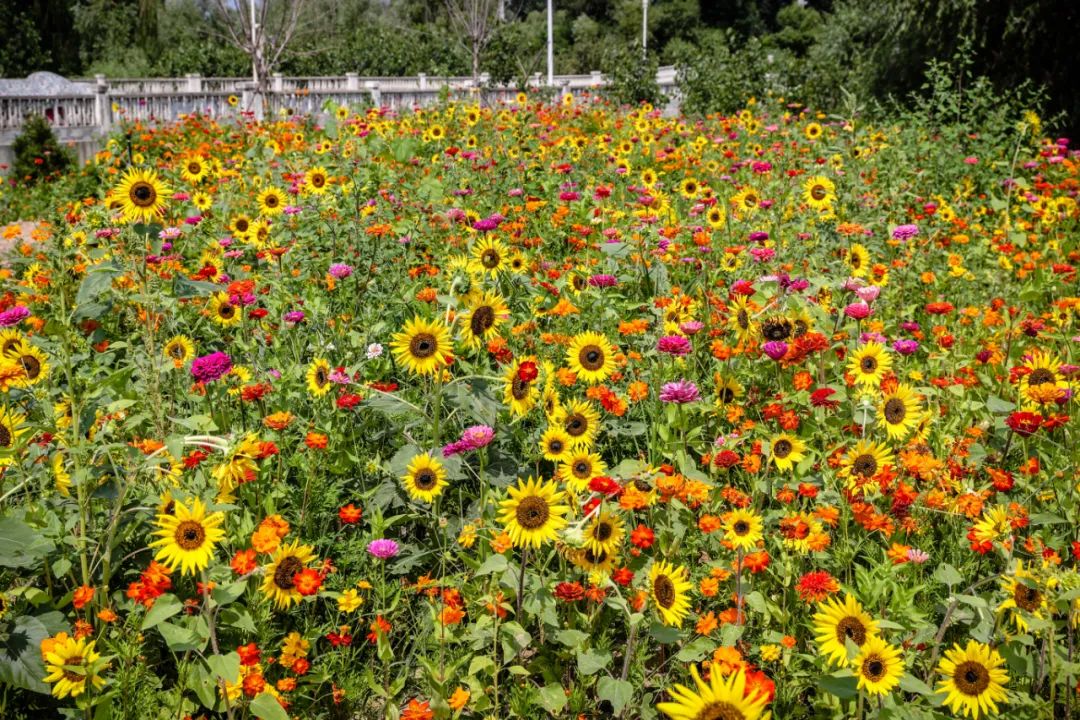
345;73;359;92
418;73;427;91
366;81;381;107
94;74;110;136
185;73;202;92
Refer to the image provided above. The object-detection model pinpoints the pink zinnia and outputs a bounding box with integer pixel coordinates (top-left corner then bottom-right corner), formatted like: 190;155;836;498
657;335;691;356
366;539;400;560
190;352;232;383
659;380;699;404
844;301;871;320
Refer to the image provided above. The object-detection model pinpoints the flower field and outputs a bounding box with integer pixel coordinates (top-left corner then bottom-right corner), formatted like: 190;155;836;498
0;94;1078;720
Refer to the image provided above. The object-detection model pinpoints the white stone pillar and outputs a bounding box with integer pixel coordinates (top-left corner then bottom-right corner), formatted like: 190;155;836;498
345;73;359;91
185;73;202;92
94;75;110;135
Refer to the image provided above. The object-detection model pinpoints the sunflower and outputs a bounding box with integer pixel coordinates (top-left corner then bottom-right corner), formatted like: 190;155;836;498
679;177;701;199
804;122;823;140
769;433;806;472
853;635;904;696
42;635;106;699
722;508;763;551
848;342;892;387
262;540;318;609
52;453;71;496
306;358;332;397
731;187;761;217
556;398;600;448
802;175;836;211
208;292;242;327
180;156;209;184
935;641;1009;719
878;383;921;441
163;335;194;368
1018;350;1070;408
557;450;606;492
192;191;212;211
839;440;894;492
706;205;726;230
5;342;49;387
472;236;508;276
997;560;1046;632
650;560;693;627
813;594;880;666
0;406;27;465
539;425;573;463
847;243;871;277
503;356;540;416
779;510;826;554
497;476;569;549
304;166;330;194
112;167;171;224
582;512;624;556
727;296;759;345
571;545;618;576
0;329;25;357
656;666;770;720
257;187;287;216
391;316;453;376
541;373;563;420
760;315;793;342
149;497;226;576
566;331;617;385
401;452;449;503
459;291;509;349
715;376;745;405
230;214;253;238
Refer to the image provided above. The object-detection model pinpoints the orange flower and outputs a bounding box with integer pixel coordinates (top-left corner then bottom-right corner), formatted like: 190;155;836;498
695;611;719;636
699;576;720;597
627;381;649;401
96;608;118;623
490;532;513;554
305;432;328;449
698;514;722;533
710;646;745;676
448;687;470;711
72;585;95;610
401;699;434;720
252;527;282;554
264;411;294;430
792;371;813;391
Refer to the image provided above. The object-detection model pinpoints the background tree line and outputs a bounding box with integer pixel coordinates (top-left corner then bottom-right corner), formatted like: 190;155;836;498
4;0;1077;130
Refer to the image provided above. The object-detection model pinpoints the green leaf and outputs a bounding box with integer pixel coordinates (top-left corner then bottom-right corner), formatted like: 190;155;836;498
141;594;183;630
933;563;963;587
221;606;257;634
597;677;634;713
1029;513;1067;526
984;395;1015;414
207;652;240;682
211;580;247;606
576;649;611;676
0;615;49;694
76;263;120;306
676;637;716;662
0;518;53;569
898;673;935;696
819;672;858;699
651;622;681;644
474;554;508;577
157;621;204;652
250;692;290;720
555;629;589;647
536;683;567;714
173;276;222;298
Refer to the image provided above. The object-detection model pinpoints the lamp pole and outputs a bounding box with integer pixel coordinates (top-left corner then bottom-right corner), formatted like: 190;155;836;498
547;0;554;87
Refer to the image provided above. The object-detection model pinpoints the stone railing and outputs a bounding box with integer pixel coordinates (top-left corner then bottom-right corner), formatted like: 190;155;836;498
0;68;680;168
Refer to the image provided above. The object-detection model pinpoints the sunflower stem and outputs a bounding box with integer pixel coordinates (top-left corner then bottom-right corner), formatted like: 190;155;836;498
516;547;529;618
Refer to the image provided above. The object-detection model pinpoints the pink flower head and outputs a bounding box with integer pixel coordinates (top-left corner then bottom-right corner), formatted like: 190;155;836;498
844;301;872;320
366;539;400;560
763;341;788;361
191;352;232;383
659;380;699;404
855;285;880;302
657;335;692;356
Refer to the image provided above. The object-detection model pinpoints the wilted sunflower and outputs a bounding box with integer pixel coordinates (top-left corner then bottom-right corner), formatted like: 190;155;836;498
722;508;763;551
582;512;624;556
997;560;1046;632
391;316;453;376
813;594;880;666
802;175;836;211
472;236;508;276
112;167;171;224
557;450;606;492
539;425;573;463
5;341;49;387
556;398;600;448
656;666;770;720
853;635;904;696
848;342;892;387
847;243;871;277
649;560;693;627
262;540;317;609
878;383;921;441
0;406;27;465
566;331;616;385
769;433;806;472
42;635;106;699
401;452;448;503
163;335;194;368
497;476;569;549
503;356;540;416
459;291;508;349
208;292;241;327
760;315;793;342
257;186;287;216
935;641;1009;719
305;358;332;397
149;497;226;576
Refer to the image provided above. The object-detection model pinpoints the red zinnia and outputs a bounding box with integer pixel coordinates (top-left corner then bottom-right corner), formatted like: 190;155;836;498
796;570;840;603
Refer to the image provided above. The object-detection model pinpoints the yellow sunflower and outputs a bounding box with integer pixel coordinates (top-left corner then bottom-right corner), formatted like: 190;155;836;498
149;497;226;576
582;512;624;557
0;406;27;465
565;331;617;385
503;356;540;416
52;453;71;496
304;166;330;194
557;450;606;492
163;335;195;368
649;560;693;627
459;291;509;349
813;594;880;666
472;236;508;276
306;358;332;397
42;635;106;699
706;205;726;230
848;342;892;387
731;187;761;217
847;243;871;277
853;635;904;696
0;329;25;356
997;560;1046;632
261;540;317;609
208;292;242;327
257;187;287;216
391;316;453;376
539;425;573;463
878;383;921;441
571;545;618;576
769;433;806;472
1018;350;1070;408
401;452;449;503
498;476;569;549
839;440;894;493
722;508;763;551
802;175;836;211
112;167;171;224
230;214;253;238
180;156;209;184
555;398;600;448
5;342;49;387
935;641;1009;719
727;296;759;345
804;122;823;140
656;666;770;720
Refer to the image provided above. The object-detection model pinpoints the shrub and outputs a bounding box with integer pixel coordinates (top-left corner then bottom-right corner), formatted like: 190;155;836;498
10;114;74;186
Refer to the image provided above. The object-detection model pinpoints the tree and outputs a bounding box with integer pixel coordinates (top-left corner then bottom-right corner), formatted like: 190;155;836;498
444;0;502;82
206;0;310;92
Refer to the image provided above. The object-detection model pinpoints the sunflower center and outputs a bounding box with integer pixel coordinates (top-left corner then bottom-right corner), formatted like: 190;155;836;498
19;355;40;379
773;439;793;459
719;387;735;403
573;276;587;291
582;547;607;565
61;656;86;683
547;438;565;455
264;194;279;207
188;162;201;174
697;702;746;720
1013;583;1042;612
409;333;437;359
793;319;808;337
480;249;500;269
633;477;653;492
836;617;867;646
174;520;206;550
310;174;326;188
235;219;249;233
860;356;877;373
511;375;530;400
565;414;587;437
273;556;304;590
594;521;613;542
573;461;590;478
1028;368;1054;386
131;181;156;207
168;343;185;358
515;496;550;530
578;345;604;371
852;453;878;477
851;253;862;269
862;657;885;681
883;398;907;424
733;520;750;536
736;309;749;330
218;303;235;319
470;305;495;335
0;424;11;448
762;320;791;341
954;661;991;695
653;574;676;608
315;368;328;386
414;468;437;490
